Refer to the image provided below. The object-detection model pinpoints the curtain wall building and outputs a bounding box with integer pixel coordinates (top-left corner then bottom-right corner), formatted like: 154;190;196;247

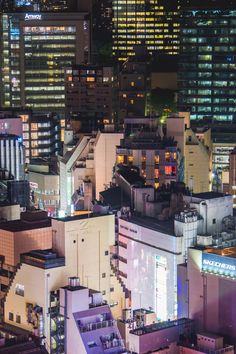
112;0;179;62
0;12;90;114
178;1;236;122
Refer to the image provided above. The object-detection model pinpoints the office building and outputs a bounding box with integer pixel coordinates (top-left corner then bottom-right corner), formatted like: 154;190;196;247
112;0;179;62
116;118;178;189
178;2;236;121
60;131;123;213
167;115;212;193
0;134;24;180
0;109;62;163
229;147;236;208
65;64;113;130
29;170;59;216
118;60;150;123
0;12;90;113
183;245;236;346
117;189;233;321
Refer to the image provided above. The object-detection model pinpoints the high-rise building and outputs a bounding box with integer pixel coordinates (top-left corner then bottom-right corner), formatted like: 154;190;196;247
0;0;89;13
178;1;236;122
112;0;179;62
65;64;113;130
118;60;150;123
0;12;90;113
229;147;236;208
0;109;62;163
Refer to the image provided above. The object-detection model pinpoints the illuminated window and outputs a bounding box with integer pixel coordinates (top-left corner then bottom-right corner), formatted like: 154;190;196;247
130;99;134;104
154;169;159;178
154;182;160;189
31;123;38;131
20;115;29;123
122;94;127;98
155;155;159;164
128;155;133;163
32;149;38;157
165;152;170;161
87;77;95;82
31;133;38;139
117;155;124;164
165;166;172;175
130;81;135;87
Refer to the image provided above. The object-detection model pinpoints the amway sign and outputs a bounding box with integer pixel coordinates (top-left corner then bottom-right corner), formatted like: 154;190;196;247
25;13;42;20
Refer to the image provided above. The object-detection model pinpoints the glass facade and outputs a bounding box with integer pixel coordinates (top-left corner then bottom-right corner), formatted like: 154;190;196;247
23;25;76;110
0;13;90;112
178;8;236;122
112;0;179;61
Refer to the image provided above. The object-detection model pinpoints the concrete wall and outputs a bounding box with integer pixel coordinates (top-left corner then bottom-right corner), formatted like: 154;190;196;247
52;214;115;304
94;132;123;199
0;227;52;266
0;204;20;221
118;218;186;320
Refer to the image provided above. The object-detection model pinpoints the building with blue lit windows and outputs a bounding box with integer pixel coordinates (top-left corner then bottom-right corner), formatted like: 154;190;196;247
178;1;236;122
0;12;90;114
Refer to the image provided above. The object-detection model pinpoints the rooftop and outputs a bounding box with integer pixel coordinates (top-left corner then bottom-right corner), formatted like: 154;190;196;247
100;187;130;209
0;218;51;232
21;249;65;269
52;212;111;223
197;332;223;340
203;246;236;259
192;192;226;200
130;318;193;336
121;215;175;236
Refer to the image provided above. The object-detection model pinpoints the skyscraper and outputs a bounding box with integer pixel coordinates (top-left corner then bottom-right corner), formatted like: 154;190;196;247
0;12;90;114
178;0;236;122
112;0;179;62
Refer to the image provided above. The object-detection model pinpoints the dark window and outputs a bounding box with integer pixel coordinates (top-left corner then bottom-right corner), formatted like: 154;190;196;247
102;273;106;278
110;287;114;292
213;218;216;224
9;312;13;321
102;290;106;295
16;315;21;324
105;251;109;256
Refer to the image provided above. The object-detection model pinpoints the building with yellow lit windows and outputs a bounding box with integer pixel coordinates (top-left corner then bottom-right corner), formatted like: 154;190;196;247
0;12;90;114
112;0;180;61
116;118;178;188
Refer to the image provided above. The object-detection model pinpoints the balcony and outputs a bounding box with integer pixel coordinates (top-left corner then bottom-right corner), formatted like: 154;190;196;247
78;319;115;333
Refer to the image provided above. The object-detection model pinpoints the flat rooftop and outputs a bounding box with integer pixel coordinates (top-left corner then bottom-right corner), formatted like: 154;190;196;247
203;246;236;259
0;219;51;232
21;249;65;269
52;212;112;223
130;318;193;336
198;332;223;340
192;192;225;200
123;215;175;236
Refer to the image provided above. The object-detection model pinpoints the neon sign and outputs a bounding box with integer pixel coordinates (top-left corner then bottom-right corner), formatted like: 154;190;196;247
202;252;236;278
25;13;42;20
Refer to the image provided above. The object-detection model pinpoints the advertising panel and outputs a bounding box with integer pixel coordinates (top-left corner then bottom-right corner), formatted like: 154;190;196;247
202;252;236;278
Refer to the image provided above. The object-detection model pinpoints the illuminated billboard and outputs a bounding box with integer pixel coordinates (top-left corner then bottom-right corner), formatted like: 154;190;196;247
202;252;236;278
